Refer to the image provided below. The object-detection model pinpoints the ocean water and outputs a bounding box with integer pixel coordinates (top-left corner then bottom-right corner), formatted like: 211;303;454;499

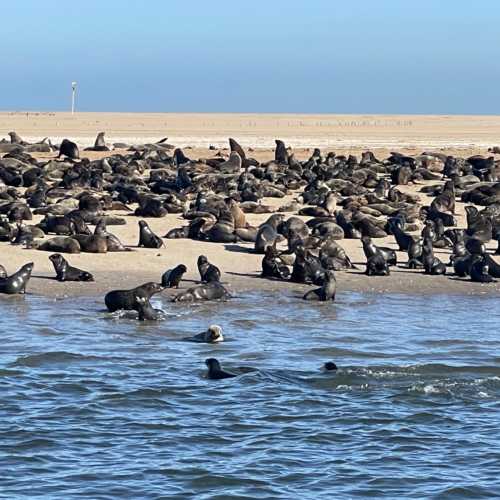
1;291;499;499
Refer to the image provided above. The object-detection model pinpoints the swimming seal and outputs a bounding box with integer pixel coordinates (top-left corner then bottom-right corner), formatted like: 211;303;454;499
205;358;237;379
49;253;94;282
185;325;224;343
104;282;164;312
161;264;187;288
303;270;336;301
138;220;163;248
323;361;338;372
172;282;230;302
197;255;221;283
0;262;33;294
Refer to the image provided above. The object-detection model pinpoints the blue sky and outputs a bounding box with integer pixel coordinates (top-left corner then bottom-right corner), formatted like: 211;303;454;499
1;0;499;114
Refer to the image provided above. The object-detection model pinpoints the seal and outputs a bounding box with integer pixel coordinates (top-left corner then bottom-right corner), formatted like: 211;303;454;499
172;282;230;302
361;236;397;266
58;139;80;160
261;245;290;279
254;214;284;254
104;282;164;312
303;270;336;301
323;361;338;372
365;253;390;276
30;236;81;254
84;132;110;152
197;255;221;283
138;220;163;248
0;262;34;294
133;295;162;320
73;234;108;253
470;257;495;283
161;264;187;288
49;253;94;282
205;358;237;379
185;325;224;343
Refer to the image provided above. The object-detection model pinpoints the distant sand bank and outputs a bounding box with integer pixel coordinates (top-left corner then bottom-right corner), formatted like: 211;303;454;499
2;112;500;150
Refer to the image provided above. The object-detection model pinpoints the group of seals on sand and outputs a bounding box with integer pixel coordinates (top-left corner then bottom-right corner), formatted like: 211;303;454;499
1;132;500;304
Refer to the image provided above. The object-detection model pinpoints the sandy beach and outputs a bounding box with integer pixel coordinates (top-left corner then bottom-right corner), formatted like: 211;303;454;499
1;112;500;298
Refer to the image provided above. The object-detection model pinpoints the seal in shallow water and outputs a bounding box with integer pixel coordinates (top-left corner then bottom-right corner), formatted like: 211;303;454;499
172;282;230;302
303;270;336;301
104;282;164;312
49;253;94;282
161;264;187;288
0;262;33;294
205;358;237;379
185;325;224;343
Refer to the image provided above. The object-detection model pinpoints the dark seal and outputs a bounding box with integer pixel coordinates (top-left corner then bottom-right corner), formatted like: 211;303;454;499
205;358;237;379
0;262;34;294
104;282;164;312
161;264;187;288
49;253;94;282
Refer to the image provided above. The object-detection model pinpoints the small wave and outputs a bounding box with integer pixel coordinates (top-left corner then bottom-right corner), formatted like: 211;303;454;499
11;351;109;368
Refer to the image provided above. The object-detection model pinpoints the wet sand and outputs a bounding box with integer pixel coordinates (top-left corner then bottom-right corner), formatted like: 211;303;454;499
1;112;500;298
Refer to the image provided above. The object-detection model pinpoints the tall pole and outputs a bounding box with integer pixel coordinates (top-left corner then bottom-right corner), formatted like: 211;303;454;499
71;81;77;115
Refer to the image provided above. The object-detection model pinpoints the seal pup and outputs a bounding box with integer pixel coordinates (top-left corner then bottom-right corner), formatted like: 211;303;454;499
205;358;237;379
0;262;34;294
197;255;221;283
138;220;163;248
49;253;94;282
105;282;164;312
133;296;162;321
58;139;80;160
172;282;230;302
303;270;336;301
185;325;224;343
161;264;187;288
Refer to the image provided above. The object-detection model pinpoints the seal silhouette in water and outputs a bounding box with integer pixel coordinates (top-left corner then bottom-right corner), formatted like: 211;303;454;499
205;358;237;379
49;253;94;282
138;220;163;248
197;255;221;283
105;282;164;312
0;262;34;294
323;361;338;372
303;270;336;301
185;325;224;343
161;264;187;288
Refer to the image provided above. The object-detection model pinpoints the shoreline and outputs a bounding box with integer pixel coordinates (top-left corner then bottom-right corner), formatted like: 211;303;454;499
2;116;500;299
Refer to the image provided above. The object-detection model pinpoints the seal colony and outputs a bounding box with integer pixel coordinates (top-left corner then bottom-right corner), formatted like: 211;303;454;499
1;131;500;305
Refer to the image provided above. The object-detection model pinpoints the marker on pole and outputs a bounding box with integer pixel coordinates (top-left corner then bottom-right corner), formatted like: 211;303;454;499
71;81;77;115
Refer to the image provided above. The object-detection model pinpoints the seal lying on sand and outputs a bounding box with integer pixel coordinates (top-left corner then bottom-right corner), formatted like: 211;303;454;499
49;253;94;282
185;325;224;343
104;282;163;312
205;358;237;379
0;262;34;294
